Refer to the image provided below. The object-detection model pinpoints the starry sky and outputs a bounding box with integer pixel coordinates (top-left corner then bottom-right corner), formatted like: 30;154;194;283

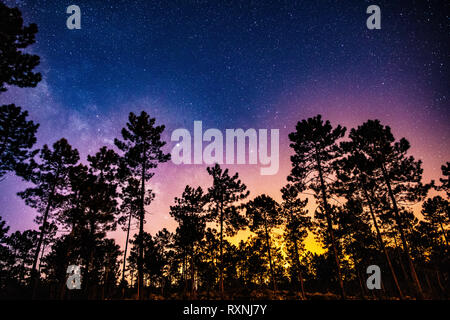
0;0;448;252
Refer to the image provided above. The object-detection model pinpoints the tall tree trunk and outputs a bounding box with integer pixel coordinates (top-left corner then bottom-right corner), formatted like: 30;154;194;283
31;189;54;276
362;185;404;299
357;266;366;299
424;271;433;297
219;201;224;299
38;240;46;274
381;164;424;299
435;270;445;295
191;251;196;299
183;249;188;298
121;209;133;287
263;217;277;293
59;202;79;300
31;168;60;299
102;264;106;300
293;238;306;300
59;223;75;300
138;153;146;300
85;221;96;299
315;152;346;299
394;237;411;293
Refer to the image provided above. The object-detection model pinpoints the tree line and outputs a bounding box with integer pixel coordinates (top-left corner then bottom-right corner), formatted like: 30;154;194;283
0;2;448;300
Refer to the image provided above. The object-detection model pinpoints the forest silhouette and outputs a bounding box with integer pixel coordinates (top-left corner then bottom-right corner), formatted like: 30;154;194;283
0;2;448;300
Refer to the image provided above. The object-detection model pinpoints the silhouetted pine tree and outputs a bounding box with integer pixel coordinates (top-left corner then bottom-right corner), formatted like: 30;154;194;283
246;236;269;287
206;164;249;298
37;221;57;275
97;238;122;300
53;146;122;299
246;194;281;293
143;232;166;293
42;234;81;299
348;120;431;299
128;231;166;296
78;181;118;295
336;142;404;299
6;229;38;284
51;164;92;299
407;220;448;298
439;162;450;198
0;216;10;289
0;3;41;182
421;196;449;247
222;240;240;290
119;177;143;290
114;111;170;300
0;104;39;180
197;228;220;297
335;199;378;298
287;114;347;299
0;2;41;92
170;185;206;297
84;148;123;281
152;228;174;296
280;184;311;299
18;138;79;297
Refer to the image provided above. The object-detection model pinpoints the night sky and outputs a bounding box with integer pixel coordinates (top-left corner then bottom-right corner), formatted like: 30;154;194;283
0;0;448;251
